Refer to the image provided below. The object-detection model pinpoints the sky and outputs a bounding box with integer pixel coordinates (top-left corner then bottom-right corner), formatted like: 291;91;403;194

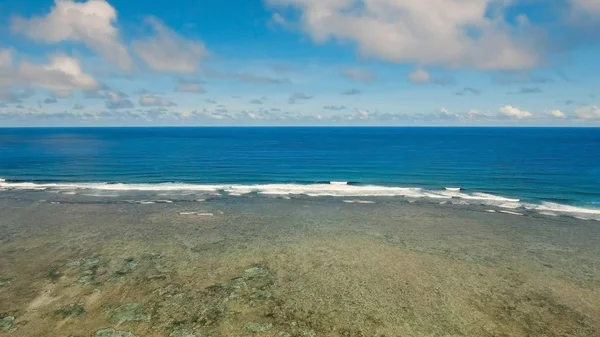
0;0;599;126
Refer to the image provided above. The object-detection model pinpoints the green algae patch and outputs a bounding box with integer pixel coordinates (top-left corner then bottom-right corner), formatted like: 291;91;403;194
244;265;270;278
0;315;15;332
111;258;138;282
0;277;13;289
243;322;273;333
169;330;202;337
93;328;137;337
55;303;85;318
110;303;151;324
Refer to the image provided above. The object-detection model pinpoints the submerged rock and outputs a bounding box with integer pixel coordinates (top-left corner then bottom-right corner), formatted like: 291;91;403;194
243;322;273;333
77;257;103;285
111;258;138;282
110;303;151;324
0;277;13;288
0;315;15;331
244;264;270;278
169;330;201;337
65;260;81;268
55;303;85;318
93;328;137;337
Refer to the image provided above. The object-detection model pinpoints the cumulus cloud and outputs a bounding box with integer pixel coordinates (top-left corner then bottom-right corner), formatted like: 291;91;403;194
408;68;431;84
133;17;208;73
499;105;533;119
575;105;600;120
44;97;58;104
250;99;264;104
11;0;132;71
550;110;567;119
341;67;375;82
0;53;99;97
175;79;205;93
139;93;176;107
105;91;134;109
73;104;85;110
342;88;361;95
267;0;539;70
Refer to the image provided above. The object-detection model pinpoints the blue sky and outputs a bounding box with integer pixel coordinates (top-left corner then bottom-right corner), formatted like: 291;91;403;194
0;0;599;126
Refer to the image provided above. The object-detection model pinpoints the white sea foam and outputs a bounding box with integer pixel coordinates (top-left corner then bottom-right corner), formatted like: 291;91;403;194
499;210;524;216
445;187;461;192
343;200;376;204
1;178;599;221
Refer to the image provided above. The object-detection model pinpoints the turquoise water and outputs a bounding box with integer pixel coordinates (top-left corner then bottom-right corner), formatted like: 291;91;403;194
1;127;599;219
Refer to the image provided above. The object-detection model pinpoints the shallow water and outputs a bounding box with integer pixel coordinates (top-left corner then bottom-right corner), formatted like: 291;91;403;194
1;197;599;336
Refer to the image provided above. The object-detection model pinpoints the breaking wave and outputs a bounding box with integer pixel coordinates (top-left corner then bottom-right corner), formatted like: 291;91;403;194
1;178;599;221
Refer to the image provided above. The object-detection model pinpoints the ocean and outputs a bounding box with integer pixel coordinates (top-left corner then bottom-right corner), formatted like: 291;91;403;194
1;127;599;220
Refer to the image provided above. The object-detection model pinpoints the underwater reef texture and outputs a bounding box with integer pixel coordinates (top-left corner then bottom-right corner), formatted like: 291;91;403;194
0;198;599;337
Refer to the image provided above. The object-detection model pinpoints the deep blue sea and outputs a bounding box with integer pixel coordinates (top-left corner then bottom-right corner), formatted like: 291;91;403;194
1;127;599;219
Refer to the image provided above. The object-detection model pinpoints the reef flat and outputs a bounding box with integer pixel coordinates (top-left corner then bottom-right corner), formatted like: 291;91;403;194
0;197;599;337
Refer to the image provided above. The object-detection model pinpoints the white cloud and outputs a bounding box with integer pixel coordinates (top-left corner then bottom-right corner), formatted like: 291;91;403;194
0;53;99;97
0;49;13;68
105;91;134;109
570;0;600;16
267;0;538;70
288;92;313;104
139;93;176;107
575;106;600;120
341;67;375;82
499;105;533;119
11;0;132;71
408;68;431;84
133;17;208;73
175;80;205;93
550;110;567;119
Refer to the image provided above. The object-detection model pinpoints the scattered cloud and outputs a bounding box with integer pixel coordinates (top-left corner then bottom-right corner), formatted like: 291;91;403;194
139;93;176;107
324;105;346;111
175;79;205;93
133;17;208;73
11;0;132;71
0;53;99;97
288;92;313;104
575;105;600;120
105;91;134;109
514;87;543;94
250;99;264;104
73;104;85;110
205;99;217;104
44;97;57;104
341;67;375;83
455;87;481;96
493;72;553;85
267;0;539;70
499;105;533;119
408;68;431;84
342;88;361;95
205;69;290;84
0;88;35;103
550;110;567;119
